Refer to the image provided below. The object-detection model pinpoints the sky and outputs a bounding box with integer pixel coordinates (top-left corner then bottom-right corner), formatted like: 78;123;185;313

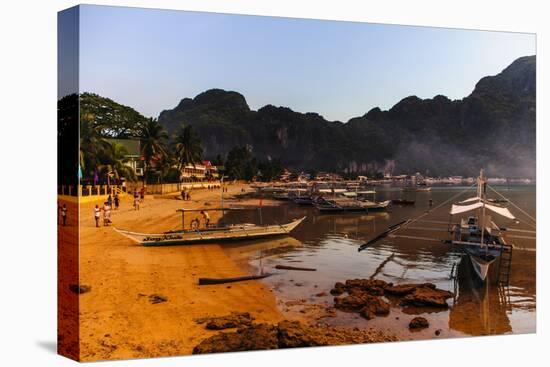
71;5;536;122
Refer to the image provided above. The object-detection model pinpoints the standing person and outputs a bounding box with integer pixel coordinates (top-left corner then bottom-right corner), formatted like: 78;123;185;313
114;194;120;210
94;205;101;227
200;210;210;228
133;189;140;210
107;194;113;207
187;191;191;201
140;187;145;202
61;204;67;226
103;202;111;226
181;189;185;201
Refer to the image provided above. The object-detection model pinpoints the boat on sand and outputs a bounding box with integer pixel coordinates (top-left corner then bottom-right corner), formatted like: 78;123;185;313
114;216;306;246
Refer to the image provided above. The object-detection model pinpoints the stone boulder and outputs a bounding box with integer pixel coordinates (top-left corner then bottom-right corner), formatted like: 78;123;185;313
385;283;436;296
401;287;453;308
409;317;429;329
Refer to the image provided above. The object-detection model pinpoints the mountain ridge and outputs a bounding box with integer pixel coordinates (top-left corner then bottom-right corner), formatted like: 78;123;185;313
82;55;536;177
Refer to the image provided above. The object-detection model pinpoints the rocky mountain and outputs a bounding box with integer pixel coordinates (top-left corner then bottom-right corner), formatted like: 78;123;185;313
157;55;535;177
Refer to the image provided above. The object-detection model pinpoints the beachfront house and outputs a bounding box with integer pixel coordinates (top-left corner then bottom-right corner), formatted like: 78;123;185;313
105;138;144;178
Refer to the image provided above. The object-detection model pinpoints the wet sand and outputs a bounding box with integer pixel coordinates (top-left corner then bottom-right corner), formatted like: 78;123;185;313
74;184;288;360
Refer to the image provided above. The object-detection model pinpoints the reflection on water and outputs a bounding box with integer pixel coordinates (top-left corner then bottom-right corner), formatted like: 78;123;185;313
221;185;536;338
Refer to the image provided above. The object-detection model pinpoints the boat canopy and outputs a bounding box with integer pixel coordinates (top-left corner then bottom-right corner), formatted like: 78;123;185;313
459;196;481;204
318;188;347;193
450;202;515;220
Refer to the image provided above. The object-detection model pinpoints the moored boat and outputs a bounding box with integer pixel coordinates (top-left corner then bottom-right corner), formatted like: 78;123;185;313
114;216;306;246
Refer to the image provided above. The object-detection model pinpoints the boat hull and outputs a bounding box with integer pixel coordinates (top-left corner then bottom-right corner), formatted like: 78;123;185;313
114;216;306;246
464;246;500;282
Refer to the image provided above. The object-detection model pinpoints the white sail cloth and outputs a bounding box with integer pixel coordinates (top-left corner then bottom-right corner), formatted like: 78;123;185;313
450;201;515;219
459;196;481;204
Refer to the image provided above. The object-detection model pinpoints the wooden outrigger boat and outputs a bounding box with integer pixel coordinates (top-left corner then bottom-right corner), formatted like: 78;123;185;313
114;216;306;246
315;188;391;213
401;186;432;192
315;198;391;213
359;169;535;285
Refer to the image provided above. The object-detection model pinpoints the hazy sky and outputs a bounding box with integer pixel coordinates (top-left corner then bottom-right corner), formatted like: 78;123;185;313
76;5;535;122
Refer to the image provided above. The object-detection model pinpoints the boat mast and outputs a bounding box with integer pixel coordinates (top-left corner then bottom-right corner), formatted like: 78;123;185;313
479;169;487;252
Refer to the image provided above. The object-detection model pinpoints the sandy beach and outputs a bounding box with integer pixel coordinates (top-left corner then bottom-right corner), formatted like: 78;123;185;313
73;183;288;360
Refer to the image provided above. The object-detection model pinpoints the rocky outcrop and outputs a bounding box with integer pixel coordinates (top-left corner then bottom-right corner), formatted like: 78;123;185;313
192;323;278;354
401;286;454;308
192;320;396;354
195;312;255;330
153;56;535;177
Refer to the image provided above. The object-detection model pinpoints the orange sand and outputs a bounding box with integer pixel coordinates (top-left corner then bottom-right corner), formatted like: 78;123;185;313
73;184;286;361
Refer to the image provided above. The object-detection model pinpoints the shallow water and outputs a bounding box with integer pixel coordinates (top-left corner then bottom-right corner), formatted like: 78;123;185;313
222;185;536;340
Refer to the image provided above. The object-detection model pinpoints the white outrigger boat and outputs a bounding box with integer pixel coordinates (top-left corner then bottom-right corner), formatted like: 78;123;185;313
114;207;306;246
359;169;534;284
446;170;516;282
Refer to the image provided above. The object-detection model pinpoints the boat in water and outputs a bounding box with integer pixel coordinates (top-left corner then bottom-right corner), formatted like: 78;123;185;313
315;197;391;213
401;186;432;192
363;169;528;284
446;171;516;282
114;215;306;246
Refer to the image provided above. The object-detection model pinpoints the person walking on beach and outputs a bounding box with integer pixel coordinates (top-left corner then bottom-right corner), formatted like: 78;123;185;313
107;194;113;207
61;204;67;226
200;210;210;228
103;202;111;226
94;205;101;227
133;189;140;210
140;187;145;202
181;189;185;201
114;194;120;210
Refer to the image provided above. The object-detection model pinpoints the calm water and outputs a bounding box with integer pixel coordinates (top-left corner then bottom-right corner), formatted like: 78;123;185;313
221;185;536;340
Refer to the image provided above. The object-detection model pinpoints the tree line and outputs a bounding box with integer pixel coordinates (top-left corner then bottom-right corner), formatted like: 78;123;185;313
58;93;285;186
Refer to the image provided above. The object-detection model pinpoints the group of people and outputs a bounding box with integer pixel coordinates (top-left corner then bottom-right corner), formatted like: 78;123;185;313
94;202;112;227
133;187;145;210
181;190;192;201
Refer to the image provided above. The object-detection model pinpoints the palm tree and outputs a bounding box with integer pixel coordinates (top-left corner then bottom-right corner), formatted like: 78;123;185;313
173;124;203;181
98;142;137;183
80;115;112;183
139;118;168;186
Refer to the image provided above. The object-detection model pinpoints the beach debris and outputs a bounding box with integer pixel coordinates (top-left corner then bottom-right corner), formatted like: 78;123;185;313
435;329;442;336
409;317;430;330
148;294;168;304
198;273;273;285
275;265;317;271
192;320;397;354
195;312;255;330
314;292;328;297
69;284;91;294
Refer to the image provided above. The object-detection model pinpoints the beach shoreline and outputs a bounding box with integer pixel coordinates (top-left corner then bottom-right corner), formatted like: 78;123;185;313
64;182;395;361
73;183;288;360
